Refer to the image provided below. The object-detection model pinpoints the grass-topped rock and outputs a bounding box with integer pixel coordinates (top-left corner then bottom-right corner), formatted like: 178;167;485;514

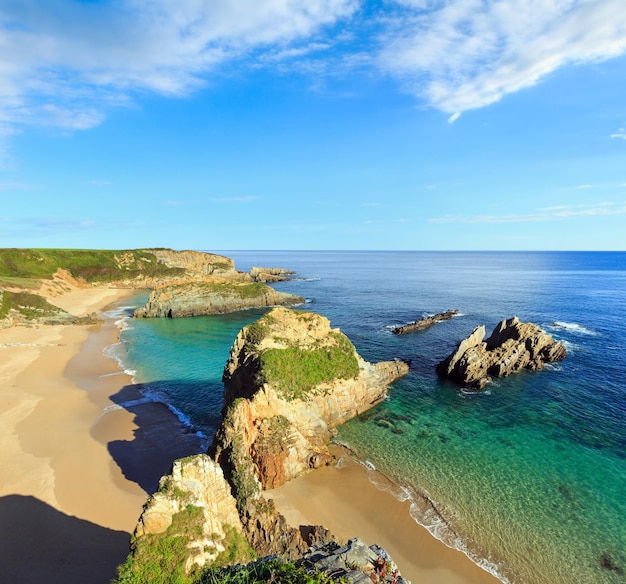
134;281;304;318
216;307;409;491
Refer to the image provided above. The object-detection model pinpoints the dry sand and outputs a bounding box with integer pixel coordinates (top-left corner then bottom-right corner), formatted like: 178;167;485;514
267;444;502;584
0;286;202;583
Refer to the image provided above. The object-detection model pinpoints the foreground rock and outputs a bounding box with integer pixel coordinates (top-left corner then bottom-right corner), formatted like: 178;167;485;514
437;316;566;389
301;538;410;584
392;309;459;335
131;455;252;575
134;281;304;318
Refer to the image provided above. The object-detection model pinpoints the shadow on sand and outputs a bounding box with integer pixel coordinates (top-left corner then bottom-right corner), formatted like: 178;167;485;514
107;383;208;494
0;495;130;584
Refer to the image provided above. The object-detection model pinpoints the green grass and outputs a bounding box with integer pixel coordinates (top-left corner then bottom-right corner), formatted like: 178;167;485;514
256;332;359;401
0;290;65;320
0;248;185;282
0;276;41;289
196;558;339;584
189;282;269;299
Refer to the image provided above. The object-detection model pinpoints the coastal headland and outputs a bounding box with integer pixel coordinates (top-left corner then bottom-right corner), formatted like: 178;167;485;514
1;248;500;584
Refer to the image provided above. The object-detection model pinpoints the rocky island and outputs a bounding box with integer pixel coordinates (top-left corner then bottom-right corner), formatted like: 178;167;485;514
437;316;567;389
392;309;459;335
118;307;409;582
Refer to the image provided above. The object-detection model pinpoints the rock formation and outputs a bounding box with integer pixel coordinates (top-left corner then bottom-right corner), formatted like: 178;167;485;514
215;307;409;490
121;307;411;581
133;281;305;318
132;455;251;573
437;316;567;389
250;266;296;282
392;309;459;335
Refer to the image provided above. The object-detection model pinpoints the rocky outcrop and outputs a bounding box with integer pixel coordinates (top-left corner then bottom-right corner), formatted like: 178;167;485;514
131;455;253;574
437;316;567;389
301;538;410;584
148;249;247;281
392;309;459;335
215;307;409;490
133;281;305;318
250;267;296;282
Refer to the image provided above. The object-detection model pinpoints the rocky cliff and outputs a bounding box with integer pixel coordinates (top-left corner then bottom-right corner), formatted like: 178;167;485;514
133;281;305;318
148;249;245;280
120;307;410;582
437;316;567;389
215;307;409;489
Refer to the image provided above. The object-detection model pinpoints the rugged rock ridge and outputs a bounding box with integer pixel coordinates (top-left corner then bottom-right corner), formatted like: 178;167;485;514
437;316;567;389
133;455;251;573
148;249;243;280
134;281;305;318
217;307;410;490
250;266;296;282
392;309;459;335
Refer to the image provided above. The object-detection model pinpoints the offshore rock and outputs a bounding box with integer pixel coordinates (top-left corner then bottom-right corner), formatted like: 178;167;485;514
214;307;409;490
437;316;567;389
250;266;296;282
134;281;304;318
392;309;459;335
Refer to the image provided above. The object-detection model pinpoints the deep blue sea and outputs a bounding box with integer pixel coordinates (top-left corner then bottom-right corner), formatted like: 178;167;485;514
110;251;626;584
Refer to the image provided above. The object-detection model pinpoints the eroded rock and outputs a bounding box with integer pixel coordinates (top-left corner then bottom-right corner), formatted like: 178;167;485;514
436;316;566;389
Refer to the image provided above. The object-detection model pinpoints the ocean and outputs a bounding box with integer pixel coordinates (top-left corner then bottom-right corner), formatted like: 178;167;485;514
108;251;626;584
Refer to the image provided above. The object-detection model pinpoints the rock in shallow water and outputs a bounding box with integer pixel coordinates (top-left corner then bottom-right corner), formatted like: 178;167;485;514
436;316;567;389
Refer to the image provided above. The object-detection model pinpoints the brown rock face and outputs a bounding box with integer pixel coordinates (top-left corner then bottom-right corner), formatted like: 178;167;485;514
215;307;409;491
134;281;304;318
437;316;566;389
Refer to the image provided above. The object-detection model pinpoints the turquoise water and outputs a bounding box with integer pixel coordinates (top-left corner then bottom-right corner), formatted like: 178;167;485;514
114;252;626;584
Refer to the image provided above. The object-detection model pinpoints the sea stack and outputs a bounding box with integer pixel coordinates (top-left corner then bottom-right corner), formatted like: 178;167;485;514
437;316;567;389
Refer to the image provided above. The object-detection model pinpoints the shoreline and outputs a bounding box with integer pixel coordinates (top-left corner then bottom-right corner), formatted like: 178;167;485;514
0;287;202;583
3;284;499;583
267;443;502;584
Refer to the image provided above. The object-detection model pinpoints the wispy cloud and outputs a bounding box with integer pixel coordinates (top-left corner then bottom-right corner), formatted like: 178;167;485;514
379;0;626;115
0;0;357;132
611;128;626;139
430;202;626;224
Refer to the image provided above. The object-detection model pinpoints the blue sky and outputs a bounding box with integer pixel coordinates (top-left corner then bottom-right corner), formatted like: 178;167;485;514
1;0;625;251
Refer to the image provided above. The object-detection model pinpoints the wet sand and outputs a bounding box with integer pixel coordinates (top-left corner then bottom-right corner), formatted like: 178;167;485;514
267;444;501;584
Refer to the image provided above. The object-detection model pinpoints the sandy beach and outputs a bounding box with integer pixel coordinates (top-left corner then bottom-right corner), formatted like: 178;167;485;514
0;286;202;583
267;444;501;584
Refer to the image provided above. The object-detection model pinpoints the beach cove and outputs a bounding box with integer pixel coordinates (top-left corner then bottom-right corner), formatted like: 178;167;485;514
1;280;500;584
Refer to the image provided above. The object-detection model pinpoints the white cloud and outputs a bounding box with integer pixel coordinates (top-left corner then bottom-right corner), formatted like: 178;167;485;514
611;128;626;139
379;0;626;114
430;202;626;224
0;0;357;130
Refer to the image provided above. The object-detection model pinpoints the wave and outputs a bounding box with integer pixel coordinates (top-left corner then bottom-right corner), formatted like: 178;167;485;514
334;442;510;583
549;321;599;336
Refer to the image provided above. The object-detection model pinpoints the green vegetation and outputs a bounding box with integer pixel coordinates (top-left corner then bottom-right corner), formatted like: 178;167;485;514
256;332;359;401
193;282;269;299
0;290;65;320
0;248;185;283
212;526;255;568
196;558;340;584
114;505;205;584
254;415;293;456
